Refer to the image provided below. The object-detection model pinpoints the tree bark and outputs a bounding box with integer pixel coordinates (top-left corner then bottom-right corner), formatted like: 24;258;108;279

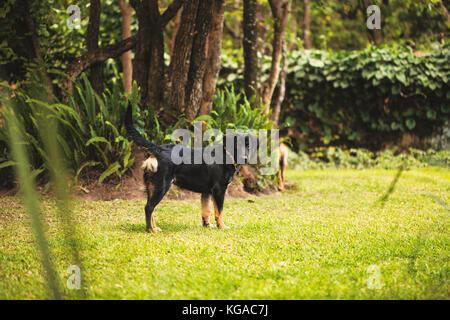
198;0;226;118
243;0;259;103
87;0;103;96
270;40;287;127
130;0;164;110
146;0;165;111
169;8;182;59
161;0;184;27
262;0;290;113
118;0;134;94
184;0;215;121
166;0;200;119
303;0;312;49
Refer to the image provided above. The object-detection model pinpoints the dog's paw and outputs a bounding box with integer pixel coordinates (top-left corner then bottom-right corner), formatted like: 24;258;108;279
148;227;162;233
217;224;230;230
203;223;214;228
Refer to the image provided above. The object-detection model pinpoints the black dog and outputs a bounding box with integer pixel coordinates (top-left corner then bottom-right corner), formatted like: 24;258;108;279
125;103;257;232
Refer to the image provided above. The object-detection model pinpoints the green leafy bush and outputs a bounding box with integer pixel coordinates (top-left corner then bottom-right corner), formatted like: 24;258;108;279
288;147;450;171
284;45;449;149
0;73;138;188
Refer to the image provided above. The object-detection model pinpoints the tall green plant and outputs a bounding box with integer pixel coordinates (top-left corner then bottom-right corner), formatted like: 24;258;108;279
0;73;139;188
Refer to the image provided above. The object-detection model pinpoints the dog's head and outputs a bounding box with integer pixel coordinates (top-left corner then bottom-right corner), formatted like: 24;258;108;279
222;132;259;165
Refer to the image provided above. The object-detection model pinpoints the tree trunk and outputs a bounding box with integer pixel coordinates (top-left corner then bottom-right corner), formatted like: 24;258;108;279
63;0;182;108
270;40;287;127
169;8;182;59
288;0;298;51
166;0;200;119
262;0;290;113
303;0;311;49
131;0;182;111
118;0;134;94
198;0;226;118
24;5;54;99
243;0;259;103
184;0;215;121
130;0;164;110
87;0;103;96
146;0;165;111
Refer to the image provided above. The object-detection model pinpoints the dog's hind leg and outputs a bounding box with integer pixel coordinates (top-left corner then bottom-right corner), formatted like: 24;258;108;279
145;180;171;233
201;194;213;228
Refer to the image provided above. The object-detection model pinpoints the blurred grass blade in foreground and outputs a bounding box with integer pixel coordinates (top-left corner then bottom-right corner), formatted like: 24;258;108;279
4;101;62;299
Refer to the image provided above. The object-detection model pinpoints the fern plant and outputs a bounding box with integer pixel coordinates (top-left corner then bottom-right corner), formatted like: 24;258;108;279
197;86;274;133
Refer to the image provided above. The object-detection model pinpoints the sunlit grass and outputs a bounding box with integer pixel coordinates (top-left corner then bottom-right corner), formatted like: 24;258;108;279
0;168;448;299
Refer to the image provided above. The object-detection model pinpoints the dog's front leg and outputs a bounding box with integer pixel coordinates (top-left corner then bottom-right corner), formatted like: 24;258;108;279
212;190;229;229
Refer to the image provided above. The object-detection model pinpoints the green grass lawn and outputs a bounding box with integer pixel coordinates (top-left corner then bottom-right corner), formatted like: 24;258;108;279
0;168;449;299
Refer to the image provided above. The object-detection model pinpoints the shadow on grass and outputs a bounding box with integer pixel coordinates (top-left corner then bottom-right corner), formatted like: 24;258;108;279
426;193;449;212
377;163;405;207
118;221;197;234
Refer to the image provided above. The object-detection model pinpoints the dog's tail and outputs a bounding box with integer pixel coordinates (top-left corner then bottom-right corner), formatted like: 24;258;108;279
125;102;160;154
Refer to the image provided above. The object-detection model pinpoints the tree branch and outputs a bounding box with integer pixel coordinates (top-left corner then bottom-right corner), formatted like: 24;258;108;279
263;0;290;110
161;0;184;27
440;0;450;24
62;35;137;98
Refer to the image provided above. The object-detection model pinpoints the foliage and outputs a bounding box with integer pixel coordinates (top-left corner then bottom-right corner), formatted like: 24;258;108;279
292;0;448;51
200;86;274;133
0;73;138;188
283;44;449;149
287;147;450;171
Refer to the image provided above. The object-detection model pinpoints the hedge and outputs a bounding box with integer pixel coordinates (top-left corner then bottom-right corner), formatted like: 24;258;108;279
218;44;450;150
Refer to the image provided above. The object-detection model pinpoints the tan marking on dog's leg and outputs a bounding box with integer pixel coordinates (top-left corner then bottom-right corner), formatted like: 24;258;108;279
201;194;213;228
212;198;229;230
149;214;161;233
145;182;161;233
278;169;284;190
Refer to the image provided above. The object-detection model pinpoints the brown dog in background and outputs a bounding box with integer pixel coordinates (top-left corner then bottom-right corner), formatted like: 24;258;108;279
277;143;288;191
